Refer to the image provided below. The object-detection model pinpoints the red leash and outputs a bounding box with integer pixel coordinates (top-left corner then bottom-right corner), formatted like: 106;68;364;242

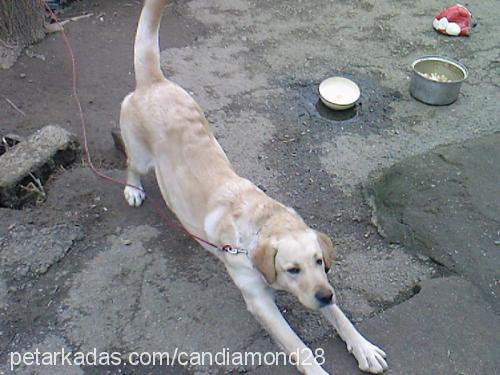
44;5;241;254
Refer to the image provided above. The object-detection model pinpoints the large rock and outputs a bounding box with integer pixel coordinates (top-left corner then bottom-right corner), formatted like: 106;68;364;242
364;133;500;308
0;125;79;208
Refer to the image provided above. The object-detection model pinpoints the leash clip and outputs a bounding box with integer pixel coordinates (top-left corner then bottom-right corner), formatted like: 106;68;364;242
220;244;248;255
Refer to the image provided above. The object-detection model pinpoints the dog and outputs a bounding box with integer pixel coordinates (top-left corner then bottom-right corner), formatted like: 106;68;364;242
119;1;388;373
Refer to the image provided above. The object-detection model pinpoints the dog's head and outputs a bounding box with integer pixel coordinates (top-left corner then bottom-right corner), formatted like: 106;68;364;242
252;226;336;310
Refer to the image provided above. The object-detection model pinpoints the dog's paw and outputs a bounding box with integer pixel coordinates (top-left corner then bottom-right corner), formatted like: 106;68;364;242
347;338;387;374
124;185;145;207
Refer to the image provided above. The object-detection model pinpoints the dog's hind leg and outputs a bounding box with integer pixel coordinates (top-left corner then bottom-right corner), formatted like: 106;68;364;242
124;164;146;207
120;101;153;207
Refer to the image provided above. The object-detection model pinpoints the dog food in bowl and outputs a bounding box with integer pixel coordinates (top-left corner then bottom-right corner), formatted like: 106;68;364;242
410;56;468;105
418;72;451;83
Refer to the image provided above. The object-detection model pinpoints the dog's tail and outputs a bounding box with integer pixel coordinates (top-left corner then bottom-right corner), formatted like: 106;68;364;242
134;0;167;88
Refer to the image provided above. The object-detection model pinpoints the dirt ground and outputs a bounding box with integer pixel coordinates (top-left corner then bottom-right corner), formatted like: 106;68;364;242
0;0;499;374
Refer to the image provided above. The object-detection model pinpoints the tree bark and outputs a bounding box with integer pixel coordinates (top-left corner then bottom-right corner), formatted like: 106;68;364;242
0;0;46;68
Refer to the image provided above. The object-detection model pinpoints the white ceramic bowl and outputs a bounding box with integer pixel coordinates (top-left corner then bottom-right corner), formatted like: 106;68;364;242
319;76;360;110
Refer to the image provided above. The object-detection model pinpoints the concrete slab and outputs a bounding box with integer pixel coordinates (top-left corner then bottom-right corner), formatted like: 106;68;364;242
365;134;500;308
0;125;78;208
252;277;500;374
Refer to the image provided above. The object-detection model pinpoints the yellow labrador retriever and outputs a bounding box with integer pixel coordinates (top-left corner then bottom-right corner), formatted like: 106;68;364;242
120;1;387;373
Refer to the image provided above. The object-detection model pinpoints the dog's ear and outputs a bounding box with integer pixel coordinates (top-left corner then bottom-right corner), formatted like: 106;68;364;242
315;230;335;273
252;239;277;284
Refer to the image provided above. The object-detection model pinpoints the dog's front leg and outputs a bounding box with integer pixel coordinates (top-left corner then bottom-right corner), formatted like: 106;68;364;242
321;304;387;374
241;287;329;375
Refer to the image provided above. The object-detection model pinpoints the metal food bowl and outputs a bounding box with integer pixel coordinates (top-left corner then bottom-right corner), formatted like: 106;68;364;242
410;56;468;105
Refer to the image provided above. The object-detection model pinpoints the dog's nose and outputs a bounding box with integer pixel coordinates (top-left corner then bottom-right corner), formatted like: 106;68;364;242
315;290;333;306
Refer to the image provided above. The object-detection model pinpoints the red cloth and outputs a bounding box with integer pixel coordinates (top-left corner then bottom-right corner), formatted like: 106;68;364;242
433;4;471;36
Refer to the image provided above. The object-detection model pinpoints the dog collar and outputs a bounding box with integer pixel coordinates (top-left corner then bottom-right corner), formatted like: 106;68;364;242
219;244;248;255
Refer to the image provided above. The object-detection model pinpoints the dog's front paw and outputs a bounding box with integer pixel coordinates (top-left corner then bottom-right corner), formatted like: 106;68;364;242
124;185;145;207
347;338;387;374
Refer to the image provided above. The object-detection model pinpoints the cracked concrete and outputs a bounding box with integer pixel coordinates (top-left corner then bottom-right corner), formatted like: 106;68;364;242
0;224;83;284
256;277;500;375
365;133;500;308
332;240;435;314
0;278;7;310
59;224;277;373
0;336;84;375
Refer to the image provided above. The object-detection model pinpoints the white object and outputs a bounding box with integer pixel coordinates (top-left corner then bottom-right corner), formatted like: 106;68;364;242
446;22;461;36
319;76;361;110
434;16;449;31
433;16;461;36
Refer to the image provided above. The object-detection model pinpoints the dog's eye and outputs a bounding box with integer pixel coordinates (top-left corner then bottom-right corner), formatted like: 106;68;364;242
287;267;301;275
316;259;323;266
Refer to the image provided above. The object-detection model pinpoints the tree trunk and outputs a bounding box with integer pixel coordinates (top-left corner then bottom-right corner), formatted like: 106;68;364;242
0;0;46;68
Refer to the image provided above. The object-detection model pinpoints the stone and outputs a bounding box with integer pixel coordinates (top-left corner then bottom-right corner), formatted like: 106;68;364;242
0;125;79;208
